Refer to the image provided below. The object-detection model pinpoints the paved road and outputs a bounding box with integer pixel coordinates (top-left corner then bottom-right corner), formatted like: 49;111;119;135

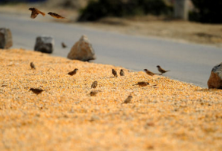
1;13;222;87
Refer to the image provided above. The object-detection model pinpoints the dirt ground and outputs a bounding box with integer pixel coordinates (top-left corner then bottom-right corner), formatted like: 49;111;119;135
0;3;222;47
0;48;222;151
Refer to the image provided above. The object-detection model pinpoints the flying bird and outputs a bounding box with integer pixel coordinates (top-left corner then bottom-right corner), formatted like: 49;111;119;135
122;94;133;104
91;81;98;89
30;62;36;69
29;88;44;95
120;69;124;76
61;42;67;48
112;69;118;77
68;68;78;76
48;12;65;19
29;8;45;19
133;82;149;87
157;65;169;75
144;69;155;76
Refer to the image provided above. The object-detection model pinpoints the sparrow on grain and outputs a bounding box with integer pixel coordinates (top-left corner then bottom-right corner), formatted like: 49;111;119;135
48;12;65;19
90;90;101;96
120;69;124;76
91;81;98;89
29;88;44;95
144;69;155;76
30;62;36;69
133;82;149;87
61;42;67;48
112;69;118;77
29;8;45;19
122;94;133;104
157;65;169;75
68;68;78;76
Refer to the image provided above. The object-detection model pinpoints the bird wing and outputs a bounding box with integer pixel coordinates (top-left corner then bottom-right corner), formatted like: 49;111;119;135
68;71;74;75
147;71;154;76
31;11;38;19
50;13;65;19
161;68;168;72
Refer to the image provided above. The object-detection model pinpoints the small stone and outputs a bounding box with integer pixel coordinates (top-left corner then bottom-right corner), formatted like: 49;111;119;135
34;36;54;53
0;28;13;49
208;63;222;89
67;35;96;61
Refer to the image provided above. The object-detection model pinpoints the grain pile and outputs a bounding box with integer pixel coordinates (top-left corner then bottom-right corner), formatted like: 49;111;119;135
0;49;222;151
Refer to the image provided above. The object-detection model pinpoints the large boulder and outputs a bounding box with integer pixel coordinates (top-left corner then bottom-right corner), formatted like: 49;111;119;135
207;63;222;89
67;35;96;61
0;28;13;49
34;36;54;54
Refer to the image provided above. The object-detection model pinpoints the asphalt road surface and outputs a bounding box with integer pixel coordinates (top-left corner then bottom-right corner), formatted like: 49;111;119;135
1;13;222;87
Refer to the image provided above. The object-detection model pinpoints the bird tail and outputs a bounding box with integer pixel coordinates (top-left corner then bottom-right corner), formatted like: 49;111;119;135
59;16;65;19
39;11;45;16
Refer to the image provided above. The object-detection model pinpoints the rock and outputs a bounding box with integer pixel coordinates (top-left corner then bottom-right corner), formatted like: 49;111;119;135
34;36;54;54
67;35;96;61
207;63;222;89
0;28;13;49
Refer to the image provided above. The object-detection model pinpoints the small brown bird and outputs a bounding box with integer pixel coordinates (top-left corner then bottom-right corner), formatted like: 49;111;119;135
120;69;124;76
61;42;67;48
157;65;169;75
90;90;101;96
29;8;45;19
122;94;133;104
133;82;149;87
144;69;155;76
112;69;118;77
68;68;78;76
91;81;98;89
30;62;36;69
48;12;65;19
29;88;44;95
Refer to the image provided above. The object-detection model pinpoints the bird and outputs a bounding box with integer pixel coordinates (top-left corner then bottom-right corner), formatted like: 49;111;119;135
112;69;118;77
144;69;155;76
68;68;78;76
157;65;169;75
30;62;36;69
61;42;67;48
90;90;101;96
133;82;149;87
91;81;98;89
48;12;65;19
120;69;124;76
29;8;45;19
122;94;133;104
29;88;44;95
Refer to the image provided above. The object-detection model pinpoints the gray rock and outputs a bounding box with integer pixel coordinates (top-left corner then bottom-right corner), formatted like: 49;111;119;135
67;35;96;61
207;63;222;89
0;28;13;49
34;36;54;54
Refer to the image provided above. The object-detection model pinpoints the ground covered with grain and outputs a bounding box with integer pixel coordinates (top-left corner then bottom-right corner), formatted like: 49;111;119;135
0;49;222;151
